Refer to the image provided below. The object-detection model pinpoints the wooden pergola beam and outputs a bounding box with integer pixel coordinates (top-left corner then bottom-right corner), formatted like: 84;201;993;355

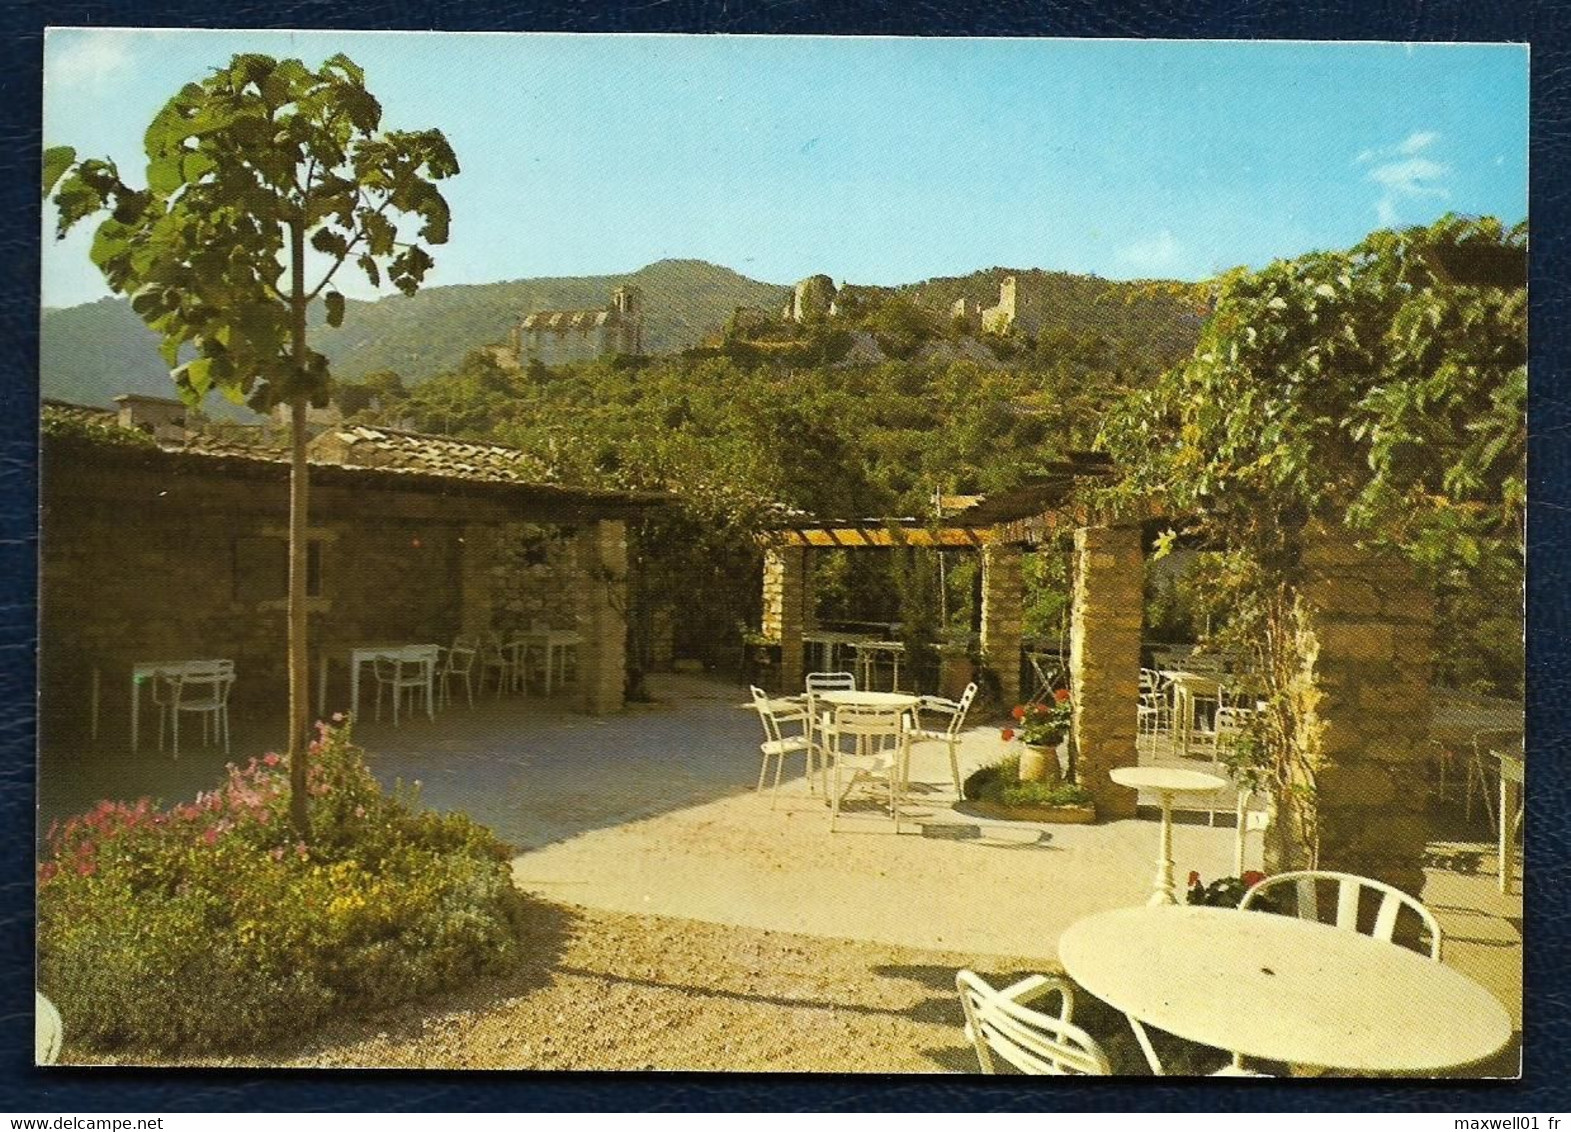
760;526;997;548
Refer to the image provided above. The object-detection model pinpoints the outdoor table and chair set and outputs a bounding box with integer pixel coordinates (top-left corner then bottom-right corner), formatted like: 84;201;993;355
747;651;1515;1079
118;625;584;756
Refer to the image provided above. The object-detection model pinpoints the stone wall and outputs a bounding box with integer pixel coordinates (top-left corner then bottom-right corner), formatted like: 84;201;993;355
761;545;806;691
577;520;628;714
1068;525;1143;819
39;459;628;742
1270;523;1435;895
979;544;1024;707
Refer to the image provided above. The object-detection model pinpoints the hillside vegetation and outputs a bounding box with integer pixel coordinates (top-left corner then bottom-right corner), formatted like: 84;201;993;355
40;258;1204;410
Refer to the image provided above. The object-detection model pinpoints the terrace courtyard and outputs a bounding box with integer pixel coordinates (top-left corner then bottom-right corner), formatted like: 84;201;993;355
40;671;1523;1075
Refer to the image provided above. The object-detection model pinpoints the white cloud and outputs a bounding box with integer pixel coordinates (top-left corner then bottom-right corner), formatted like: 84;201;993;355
1357;131;1451;227
46;31;135;92
1398;130;1441;156
1116;229;1182;273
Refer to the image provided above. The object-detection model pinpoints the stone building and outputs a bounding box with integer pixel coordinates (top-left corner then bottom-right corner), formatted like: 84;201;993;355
782;275;837;324
515;286;645;367
39;401;665;739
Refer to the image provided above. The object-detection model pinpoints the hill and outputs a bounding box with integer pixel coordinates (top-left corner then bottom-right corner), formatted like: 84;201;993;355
41;259;790;410
902;267;1205;366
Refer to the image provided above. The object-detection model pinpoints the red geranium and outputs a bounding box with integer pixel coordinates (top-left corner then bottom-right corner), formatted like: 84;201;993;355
1001;728;1015;742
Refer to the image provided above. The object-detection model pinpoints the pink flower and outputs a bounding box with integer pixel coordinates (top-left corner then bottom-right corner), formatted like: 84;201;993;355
353;805;367;819
202;827;219;846
262;753;282;768
295;842;309;860
270;846;286;862
38;862;57;883
76;860;97;878
331;712;345;723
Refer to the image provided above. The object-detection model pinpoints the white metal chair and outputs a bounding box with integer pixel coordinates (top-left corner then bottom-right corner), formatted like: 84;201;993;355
750;685;816;807
1240;870;1443;960
372;649;435;726
1137;668;1173;747
153;659;235;759
955;970;1112;1075
477;634;514;698
822;703;909;832
1467;727;1524;828
438;641;477;709
804;671;856;762
908;682;978;797
35;992;62;1065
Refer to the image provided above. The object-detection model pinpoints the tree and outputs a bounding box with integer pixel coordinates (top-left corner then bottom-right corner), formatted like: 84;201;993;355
45;53;458;835
1098;214;1526;865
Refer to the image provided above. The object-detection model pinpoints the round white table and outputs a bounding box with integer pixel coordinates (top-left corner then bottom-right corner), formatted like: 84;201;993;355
1058;904;1512;1075
1110;765;1228;905
817;690;920;709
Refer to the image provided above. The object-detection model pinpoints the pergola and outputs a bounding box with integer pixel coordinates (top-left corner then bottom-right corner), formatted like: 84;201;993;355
757;455;1444;896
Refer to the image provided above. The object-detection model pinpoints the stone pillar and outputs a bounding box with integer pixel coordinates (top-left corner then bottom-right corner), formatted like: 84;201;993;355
458;524;496;637
578;519;628;715
980;543;1024;708
1069;525;1144;819
762;545;806;691
1275;524;1434;896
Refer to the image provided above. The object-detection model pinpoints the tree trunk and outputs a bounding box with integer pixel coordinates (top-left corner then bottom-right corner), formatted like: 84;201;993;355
287;221;312;839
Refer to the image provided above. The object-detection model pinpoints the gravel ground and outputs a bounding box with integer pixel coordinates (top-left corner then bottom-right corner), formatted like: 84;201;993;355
68;898;1223;1074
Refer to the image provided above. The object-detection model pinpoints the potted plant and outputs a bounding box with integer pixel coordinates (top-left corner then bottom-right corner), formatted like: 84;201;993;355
1007;689;1074;785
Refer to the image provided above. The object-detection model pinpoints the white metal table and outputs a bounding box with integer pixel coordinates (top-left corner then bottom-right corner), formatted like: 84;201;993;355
130;658;230;754
802;630;866;674
344;644;440;721
512;629;583;695
1158;669;1224;757
1058;904;1512;1075
1111;765;1229;905
849;641;905;691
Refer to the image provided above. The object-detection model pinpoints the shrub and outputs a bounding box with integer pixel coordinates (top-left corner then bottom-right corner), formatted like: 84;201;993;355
962;755;1092;809
37;718;528;1054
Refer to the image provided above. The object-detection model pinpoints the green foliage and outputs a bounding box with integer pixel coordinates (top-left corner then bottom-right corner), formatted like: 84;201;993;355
41;409;159;449
962;755;1091;808
37;719;528;1054
46;52;458;414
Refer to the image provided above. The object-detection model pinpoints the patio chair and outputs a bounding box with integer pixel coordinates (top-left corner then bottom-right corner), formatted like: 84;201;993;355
804;671;856;758
438;641;477;709
955;970;1112;1075
153;659;235;759
477;634;514;698
750;685;817;807
1241;870;1443;961
908;682;978;797
822;703;909;833
35;992;62;1065
372;650;434;727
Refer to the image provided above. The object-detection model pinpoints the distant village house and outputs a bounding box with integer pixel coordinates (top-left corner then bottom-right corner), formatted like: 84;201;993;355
513;286;645;367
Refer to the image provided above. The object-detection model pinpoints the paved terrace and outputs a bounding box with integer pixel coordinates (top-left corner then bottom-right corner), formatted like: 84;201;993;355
39;671;1522;1073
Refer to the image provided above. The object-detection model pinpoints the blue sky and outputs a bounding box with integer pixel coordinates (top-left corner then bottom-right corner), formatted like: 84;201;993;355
41;30;1528;309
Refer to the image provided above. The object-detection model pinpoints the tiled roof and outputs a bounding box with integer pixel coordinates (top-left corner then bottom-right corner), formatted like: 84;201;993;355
521;308;620;332
309;424;557;484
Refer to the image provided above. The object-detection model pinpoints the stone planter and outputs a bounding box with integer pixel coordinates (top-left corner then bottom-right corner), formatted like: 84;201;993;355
1019;738;1066;785
965;800;1097;825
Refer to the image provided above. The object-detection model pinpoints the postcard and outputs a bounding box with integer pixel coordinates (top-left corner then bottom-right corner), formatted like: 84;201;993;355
36;29;1525;1077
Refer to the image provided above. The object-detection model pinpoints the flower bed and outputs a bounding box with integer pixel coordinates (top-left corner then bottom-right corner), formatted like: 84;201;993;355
37;718;529;1055
961;756;1095;823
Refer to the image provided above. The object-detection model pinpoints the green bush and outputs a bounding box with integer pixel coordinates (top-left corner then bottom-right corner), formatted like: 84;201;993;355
962;755;1092;809
37;719;528;1054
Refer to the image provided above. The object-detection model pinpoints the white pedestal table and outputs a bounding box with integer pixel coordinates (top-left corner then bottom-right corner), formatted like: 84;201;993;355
1110;765;1229;905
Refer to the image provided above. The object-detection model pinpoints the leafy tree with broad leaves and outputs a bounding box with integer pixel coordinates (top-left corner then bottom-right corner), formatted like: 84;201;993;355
1099;214;1526;866
45;53;458;835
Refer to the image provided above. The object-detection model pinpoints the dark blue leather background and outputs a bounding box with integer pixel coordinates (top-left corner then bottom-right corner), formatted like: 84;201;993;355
1;0;1565;1112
